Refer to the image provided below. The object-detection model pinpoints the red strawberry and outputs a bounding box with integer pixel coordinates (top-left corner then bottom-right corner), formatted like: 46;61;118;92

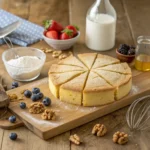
46;30;58;39
43;20;64;32
43;30;47;36
65;25;79;36
60;29;73;40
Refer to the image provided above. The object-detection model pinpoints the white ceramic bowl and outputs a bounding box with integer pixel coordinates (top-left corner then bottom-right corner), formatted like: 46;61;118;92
43;31;80;50
2;47;46;82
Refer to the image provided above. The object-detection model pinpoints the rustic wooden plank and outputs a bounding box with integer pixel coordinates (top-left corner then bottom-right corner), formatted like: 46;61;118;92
0;129;4;150
70;108;141;150
123;0;150;42
28;0;69;26
1;127;70;150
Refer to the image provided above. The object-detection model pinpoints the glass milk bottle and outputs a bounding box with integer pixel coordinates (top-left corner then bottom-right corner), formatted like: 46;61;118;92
85;0;117;51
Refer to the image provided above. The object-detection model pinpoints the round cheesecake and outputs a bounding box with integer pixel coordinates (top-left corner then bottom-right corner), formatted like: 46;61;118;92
48;53;132;106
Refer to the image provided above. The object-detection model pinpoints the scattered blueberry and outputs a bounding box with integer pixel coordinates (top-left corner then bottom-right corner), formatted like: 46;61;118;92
32;87;40;94
9;133;18;140
20;102;26;109
12;82;19;87
42;97;51;106
24;90;32;98
37;92;44;99
8;116;16;123
11;86;16;89
31;94;40;101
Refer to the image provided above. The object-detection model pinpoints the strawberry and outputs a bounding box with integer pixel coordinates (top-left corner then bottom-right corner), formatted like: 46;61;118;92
43;20;64;32
46;30;58;39
43;30;47;36
60;29;73;40
65;25;79;36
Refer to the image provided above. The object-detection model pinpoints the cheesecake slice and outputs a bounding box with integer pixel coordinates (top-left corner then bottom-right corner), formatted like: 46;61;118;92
78;53;97;69
49;64;85;73
58;56;88;70
83;72;115;106
60;71;88;105
93;69;132;100
92;54;120;69
97;63;132;74
49;71;84;98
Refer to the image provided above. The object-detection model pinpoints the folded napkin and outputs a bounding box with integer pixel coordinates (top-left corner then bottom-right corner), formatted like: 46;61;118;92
0;9;44;46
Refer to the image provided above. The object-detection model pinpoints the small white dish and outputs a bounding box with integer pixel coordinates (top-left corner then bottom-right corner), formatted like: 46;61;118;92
43;31;80;50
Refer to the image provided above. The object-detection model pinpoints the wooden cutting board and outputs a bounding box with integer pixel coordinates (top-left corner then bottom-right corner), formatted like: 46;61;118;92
0;81;23;129
7;71;150;140
0;84;9;108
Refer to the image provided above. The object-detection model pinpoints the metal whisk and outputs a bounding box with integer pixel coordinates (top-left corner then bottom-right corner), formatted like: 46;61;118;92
126;95;150;131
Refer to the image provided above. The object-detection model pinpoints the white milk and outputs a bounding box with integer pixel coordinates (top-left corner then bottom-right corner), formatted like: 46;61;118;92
85;14;116;51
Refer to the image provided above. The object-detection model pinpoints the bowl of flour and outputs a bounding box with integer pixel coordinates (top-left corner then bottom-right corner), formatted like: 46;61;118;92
2;47;46;81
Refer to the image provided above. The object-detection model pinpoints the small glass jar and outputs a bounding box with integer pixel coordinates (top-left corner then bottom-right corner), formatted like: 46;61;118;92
135;36;150;71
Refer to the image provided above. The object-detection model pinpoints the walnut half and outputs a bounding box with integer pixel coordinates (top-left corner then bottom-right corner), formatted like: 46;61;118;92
29;102;45;114
113;131;128;145
69;134;81;145
41;109;56;120
92;124;107;137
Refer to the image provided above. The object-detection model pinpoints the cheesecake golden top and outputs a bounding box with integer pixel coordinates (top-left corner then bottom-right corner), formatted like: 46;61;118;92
48;53;132;106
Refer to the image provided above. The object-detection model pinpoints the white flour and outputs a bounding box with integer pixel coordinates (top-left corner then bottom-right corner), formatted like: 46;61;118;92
6;56;43;81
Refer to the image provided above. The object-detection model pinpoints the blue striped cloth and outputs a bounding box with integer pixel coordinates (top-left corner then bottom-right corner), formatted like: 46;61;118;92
0;9;44;46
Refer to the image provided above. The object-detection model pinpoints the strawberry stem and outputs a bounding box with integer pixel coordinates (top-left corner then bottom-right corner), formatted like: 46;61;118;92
73;25;79;31
62;29;73;36
43;20;53;29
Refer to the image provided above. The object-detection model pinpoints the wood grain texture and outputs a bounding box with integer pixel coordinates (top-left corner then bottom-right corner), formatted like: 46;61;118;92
1;127;70;150
0;108;23;130
0;0;150;149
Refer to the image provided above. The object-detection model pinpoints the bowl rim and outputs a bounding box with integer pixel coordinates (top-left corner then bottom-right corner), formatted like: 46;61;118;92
43;31;80;42
2;47;46;69
116;48;135;57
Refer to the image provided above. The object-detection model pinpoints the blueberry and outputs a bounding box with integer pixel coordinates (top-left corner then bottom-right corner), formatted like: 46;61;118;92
8;116;16;123
37;92;44;99
42;97;51;106
118;48;128;55
24;90;32;98
20;102;26;109
12;82;18;87
9;133;17;140
32;87;40;94
31;94;40;101
128;49;135;55
11;86;16;89
119;44;130;51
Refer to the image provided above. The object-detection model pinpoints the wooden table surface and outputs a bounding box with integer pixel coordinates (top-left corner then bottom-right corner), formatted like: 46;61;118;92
0;0;150;149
